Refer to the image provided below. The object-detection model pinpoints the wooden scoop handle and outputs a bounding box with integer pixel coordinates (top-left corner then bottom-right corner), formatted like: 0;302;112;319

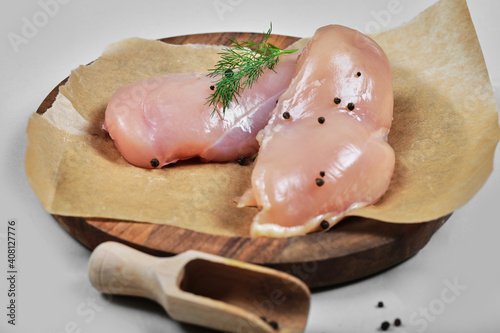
88;241;170;303
88;241;310;333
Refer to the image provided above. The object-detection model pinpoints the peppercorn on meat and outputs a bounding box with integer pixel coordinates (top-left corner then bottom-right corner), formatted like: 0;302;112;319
238;25;395;237
103;54;299;168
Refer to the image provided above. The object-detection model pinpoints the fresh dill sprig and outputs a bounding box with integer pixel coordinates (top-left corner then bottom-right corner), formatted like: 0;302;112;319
206;24;298;118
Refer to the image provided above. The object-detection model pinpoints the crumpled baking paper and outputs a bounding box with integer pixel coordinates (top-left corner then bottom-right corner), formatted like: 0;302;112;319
25;0;500;237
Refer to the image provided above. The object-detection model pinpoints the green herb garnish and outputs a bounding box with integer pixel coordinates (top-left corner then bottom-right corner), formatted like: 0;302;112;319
206;24;298;118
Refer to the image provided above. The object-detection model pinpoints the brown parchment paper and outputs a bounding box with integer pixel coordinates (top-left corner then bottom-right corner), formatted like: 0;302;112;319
25;0;500;237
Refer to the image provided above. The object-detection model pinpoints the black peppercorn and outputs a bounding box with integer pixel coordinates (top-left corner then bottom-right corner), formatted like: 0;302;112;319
318;116;325;124
320;220;329;229
394;318;402;326
268;320;278;330
319;171;325;177
381;321;390;331
315;178;324;187
224;69;233;76
237;155;246;165
334;97;341;104
283;111;290;119
260;316;278;330
377;301;384;308
356;71;361;77
150;158;160;168
210;85;215;90
347;102;355;111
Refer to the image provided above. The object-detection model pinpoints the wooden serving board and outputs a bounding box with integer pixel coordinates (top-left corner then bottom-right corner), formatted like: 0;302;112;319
37;32;449;288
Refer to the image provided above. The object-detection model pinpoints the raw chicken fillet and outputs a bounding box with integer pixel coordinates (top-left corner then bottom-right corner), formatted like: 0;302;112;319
238;25;395;237
104;53;298;168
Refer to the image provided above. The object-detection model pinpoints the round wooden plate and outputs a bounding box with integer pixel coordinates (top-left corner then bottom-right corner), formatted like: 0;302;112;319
37;32;449;289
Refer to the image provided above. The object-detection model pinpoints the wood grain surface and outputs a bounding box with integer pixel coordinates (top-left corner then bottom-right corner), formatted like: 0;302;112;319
37;32;449;288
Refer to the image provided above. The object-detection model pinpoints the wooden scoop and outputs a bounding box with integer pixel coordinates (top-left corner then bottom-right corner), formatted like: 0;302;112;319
88;241;310;332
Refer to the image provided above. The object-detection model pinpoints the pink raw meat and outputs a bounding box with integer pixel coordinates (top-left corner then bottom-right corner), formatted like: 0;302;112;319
104;52;298;168
238;25;395;237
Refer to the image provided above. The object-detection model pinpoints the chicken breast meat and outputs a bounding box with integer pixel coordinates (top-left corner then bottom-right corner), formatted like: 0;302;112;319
104;53;299;168
238;25;395;237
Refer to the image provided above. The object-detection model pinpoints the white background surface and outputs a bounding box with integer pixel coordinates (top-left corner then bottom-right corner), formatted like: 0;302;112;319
1;0;499;332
